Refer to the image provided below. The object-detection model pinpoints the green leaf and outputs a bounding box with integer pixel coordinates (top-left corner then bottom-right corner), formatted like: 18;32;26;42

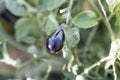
44;14;58;35
5;0;29;16
72;11;98;29
15;17;40;44
65;27;80;48
37;0;66;11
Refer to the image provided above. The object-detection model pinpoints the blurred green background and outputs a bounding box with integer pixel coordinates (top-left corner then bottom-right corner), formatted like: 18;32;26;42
0;0;120;80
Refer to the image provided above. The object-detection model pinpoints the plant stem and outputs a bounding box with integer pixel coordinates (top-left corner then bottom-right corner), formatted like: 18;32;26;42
66;0;73;25
98;1;118;79
98;0;116;41
113;58;117;80
67;0;82;66
89;0;116;41
44;65;52;79
80;56;111;75
104;19;116;40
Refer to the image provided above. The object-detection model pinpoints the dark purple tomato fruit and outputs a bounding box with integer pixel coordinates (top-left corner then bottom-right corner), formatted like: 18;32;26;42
46;29;65;54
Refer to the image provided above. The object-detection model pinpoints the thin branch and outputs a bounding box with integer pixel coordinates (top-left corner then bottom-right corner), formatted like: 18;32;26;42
98;0;115;41
81;56;111;75
66;0;73;25
115;55;120;61
98;0;107;19
44;65;52;79
89;0;116;41
98;1;117;79
112;58;117;80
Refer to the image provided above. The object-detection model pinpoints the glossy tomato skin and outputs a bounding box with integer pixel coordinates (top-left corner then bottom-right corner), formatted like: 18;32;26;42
46;29;65;54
